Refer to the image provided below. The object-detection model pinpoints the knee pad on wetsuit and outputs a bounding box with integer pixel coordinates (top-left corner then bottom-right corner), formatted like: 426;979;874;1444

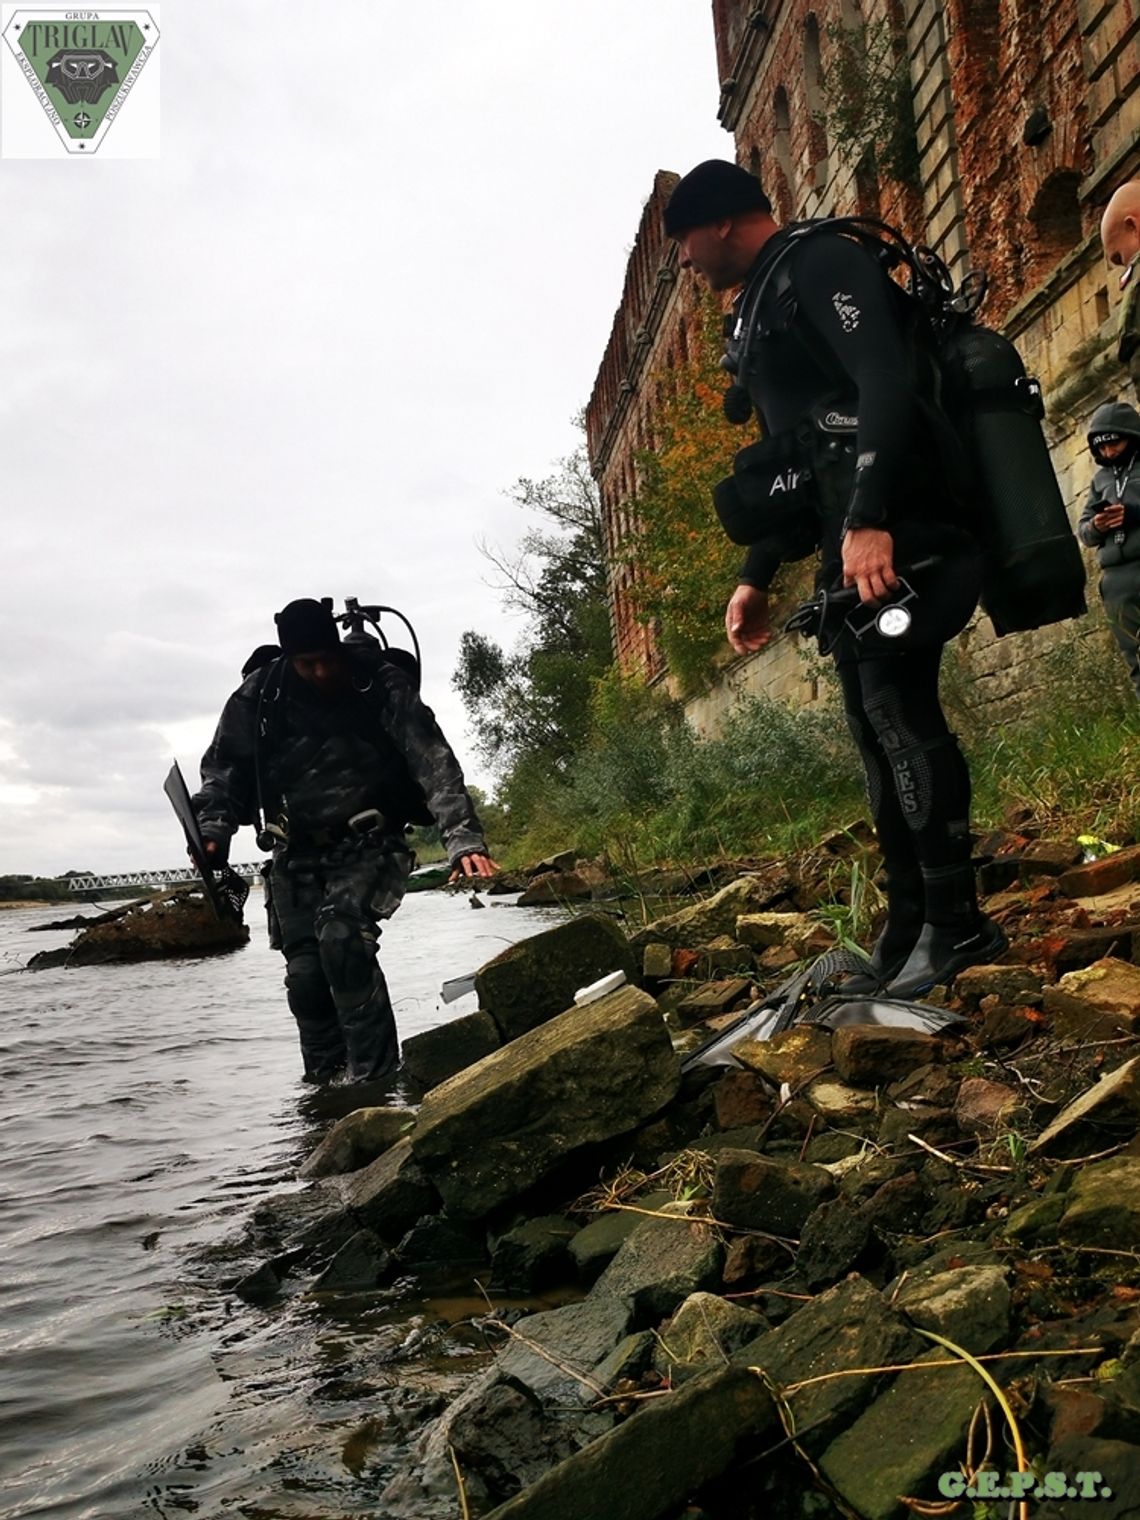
862;690;960;834
284;942;323;992
315;907;377;997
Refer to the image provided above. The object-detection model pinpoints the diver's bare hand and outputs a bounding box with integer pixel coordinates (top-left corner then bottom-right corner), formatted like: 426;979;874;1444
842;527;898;605
725;585;771;655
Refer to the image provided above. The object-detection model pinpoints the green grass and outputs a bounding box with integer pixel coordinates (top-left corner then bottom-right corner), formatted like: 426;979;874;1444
496;619;1140;871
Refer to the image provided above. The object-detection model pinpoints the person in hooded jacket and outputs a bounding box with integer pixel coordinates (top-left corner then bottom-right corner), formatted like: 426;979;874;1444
1079;400;1140;699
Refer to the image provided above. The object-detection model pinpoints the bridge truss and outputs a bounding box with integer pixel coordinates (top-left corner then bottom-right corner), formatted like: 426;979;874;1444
66;864;263;891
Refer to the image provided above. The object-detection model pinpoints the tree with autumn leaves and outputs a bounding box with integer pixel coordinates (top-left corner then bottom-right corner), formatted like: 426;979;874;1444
621;291;767;692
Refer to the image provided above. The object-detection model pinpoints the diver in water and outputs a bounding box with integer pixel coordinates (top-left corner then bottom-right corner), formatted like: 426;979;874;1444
192;598;496;1083
663;159;1006;996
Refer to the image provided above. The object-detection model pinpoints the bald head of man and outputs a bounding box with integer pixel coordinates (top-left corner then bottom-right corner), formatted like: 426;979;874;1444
1102;181;1140;286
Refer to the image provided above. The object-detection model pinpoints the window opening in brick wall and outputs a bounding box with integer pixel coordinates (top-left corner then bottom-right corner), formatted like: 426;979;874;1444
1095;286;1110;328
804;16;832;194
774;85;796;215
1029;169;1083;272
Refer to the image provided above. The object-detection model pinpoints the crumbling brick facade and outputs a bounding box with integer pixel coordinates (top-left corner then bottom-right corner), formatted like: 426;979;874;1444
587;0;1140;714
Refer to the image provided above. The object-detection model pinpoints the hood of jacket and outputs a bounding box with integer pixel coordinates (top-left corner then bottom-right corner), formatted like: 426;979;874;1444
1087;399;1140;445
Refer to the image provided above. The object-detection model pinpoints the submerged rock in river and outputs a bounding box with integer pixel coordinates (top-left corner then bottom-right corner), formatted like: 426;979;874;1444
27;885;248;968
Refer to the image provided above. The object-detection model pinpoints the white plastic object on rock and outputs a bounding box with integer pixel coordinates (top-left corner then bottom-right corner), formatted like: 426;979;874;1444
573;970;628;1006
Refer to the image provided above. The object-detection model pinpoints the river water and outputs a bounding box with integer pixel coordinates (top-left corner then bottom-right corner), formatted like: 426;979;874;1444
0;889;573;1520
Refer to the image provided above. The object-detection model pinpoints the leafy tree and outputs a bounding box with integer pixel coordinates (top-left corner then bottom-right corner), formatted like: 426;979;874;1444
453;441;612;825
623;293;753;692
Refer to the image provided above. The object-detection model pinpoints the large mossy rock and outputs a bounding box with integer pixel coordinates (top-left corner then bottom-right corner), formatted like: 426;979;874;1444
591;1214;724;1327
482;1367;777;1520
400;1010;501;1091
1058;1155;1140;1247
410;986;679;1219
1030;1057;1140;1158
341;1136;440;1241
497;1296;634;1406
299;1105;411;1179
629;874;794;952
819;1347;996;1520
474;914;637;1042
732;1275;923;1454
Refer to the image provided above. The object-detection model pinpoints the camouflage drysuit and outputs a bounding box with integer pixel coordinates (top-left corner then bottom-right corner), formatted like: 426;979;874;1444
192;644;487;1082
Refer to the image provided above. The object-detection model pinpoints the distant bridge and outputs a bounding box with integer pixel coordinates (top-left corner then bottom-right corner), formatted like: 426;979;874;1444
66;864;263;892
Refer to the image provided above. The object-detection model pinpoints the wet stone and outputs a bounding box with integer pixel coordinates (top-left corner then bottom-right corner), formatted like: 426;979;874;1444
400;1010;500;1091
712;1068;773;1130
490;1216;577;1294
652;1292;767;1384
480;1367;777;1520
313;1228;390;1291
796;1198;874;1290
392;1215;486;1273
496;1295;634;1406
832;1026;943;1086
895;1265;1011;1354
731;1275;923;1454
474;913;637;1042
1031;1057;1140;1158
233;1260;281;1304
733;1026;833;1087
342;1136;440;1243
591;1215;724;1328
411;986;679;1219
712;1149;835;1237
568;1191;673;1285
592;1330;656;1393
298;1105;412;1179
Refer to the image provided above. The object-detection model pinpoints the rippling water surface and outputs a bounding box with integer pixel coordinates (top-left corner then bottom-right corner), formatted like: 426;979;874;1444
0;889;571;1519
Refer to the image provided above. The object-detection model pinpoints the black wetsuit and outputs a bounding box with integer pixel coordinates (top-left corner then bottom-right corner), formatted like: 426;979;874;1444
724;225;991;983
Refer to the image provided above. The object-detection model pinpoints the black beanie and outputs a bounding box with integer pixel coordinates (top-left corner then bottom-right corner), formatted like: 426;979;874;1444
274;598;340;657
663;160;771;236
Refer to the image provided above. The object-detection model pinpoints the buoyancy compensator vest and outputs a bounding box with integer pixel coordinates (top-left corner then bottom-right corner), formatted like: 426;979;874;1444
723;217;1087;637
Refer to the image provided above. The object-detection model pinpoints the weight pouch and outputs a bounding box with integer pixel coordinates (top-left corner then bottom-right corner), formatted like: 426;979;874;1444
712;431;814;546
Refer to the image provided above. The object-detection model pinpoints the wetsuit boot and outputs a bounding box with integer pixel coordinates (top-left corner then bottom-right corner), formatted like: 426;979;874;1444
842;862;925;993
886;862;1007;998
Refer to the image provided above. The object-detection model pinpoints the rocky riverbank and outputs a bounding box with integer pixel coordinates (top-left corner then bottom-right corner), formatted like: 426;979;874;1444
227;826;1140;1519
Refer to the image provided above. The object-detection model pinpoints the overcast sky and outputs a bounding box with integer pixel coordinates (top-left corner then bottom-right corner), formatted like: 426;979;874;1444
0;1;727;877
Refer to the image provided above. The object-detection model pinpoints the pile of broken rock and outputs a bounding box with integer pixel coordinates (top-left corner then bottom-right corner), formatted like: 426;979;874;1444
238;834;1140;1520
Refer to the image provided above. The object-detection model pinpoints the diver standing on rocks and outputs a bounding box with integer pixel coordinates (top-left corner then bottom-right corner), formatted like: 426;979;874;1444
192;598;496;1083
663;160;1006;996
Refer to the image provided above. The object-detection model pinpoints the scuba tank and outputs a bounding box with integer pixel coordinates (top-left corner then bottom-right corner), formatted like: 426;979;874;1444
723;217;1086;637
938;322;1086;635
